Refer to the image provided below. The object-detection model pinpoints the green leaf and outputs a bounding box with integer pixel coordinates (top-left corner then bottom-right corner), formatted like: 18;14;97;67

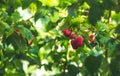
68;0;84;16
68;6;77;17
6;32;27;51
88;3;104;25
50;11;59;23
108;42;117;56
51;52;62;63
34;8;44;22
22;27;33;41
102;0;117;10
45;22;56;31
26;54;41;65
6;28;14;38
86;0;99;6
110;55;120;76
85;55;102;76
68;1;81;17
5;72;25;76
0;11;8;18
0;21;9;36
96;21;109;31
68;64;79;76
44;63;53;71
29;46;39;55
112;13;120;24
99;35;110;44
0;22;5;36
115;24;120;33
58;0;77;8
22;0;37;9
11;11;21;22
13;59;24;72
34;6;49;22
34;6;57;22
7;0;21;8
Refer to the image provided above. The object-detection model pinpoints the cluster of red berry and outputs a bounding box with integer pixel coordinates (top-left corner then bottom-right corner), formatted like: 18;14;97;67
62;29;95;49
62;29;84;49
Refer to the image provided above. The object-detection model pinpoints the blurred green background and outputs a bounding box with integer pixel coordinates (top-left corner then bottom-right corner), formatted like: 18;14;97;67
0;0;120;76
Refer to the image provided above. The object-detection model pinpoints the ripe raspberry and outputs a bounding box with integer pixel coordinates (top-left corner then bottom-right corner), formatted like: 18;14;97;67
69;33;76;39
75;36;84;47
89;34;95;43
90;34;95;39
62;29;71;37
71;39;77;49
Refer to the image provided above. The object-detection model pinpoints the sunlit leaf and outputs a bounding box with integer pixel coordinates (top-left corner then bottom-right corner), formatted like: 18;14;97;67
39;0;59;7
96;21;109;31
50;11;59;23
112;13;120;24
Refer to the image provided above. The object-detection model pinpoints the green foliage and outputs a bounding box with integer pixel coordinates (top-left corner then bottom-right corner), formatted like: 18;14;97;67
5;32;27;51
88;3;104;25
68;64;79;76
85;55;102;75
102;0;117;10
0;21;6;36
110;55;120;76
0;0;120;76
11;11;21;23
112;13;120;24
22;0;37;9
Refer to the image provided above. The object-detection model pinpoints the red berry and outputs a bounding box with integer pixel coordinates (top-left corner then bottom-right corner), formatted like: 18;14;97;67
90;34;94;39
69;33;76;39
75;36;84;47
89;34;95;43
71;39;77;49
15;29;20;33
89;39;94;43
62;29;71;37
